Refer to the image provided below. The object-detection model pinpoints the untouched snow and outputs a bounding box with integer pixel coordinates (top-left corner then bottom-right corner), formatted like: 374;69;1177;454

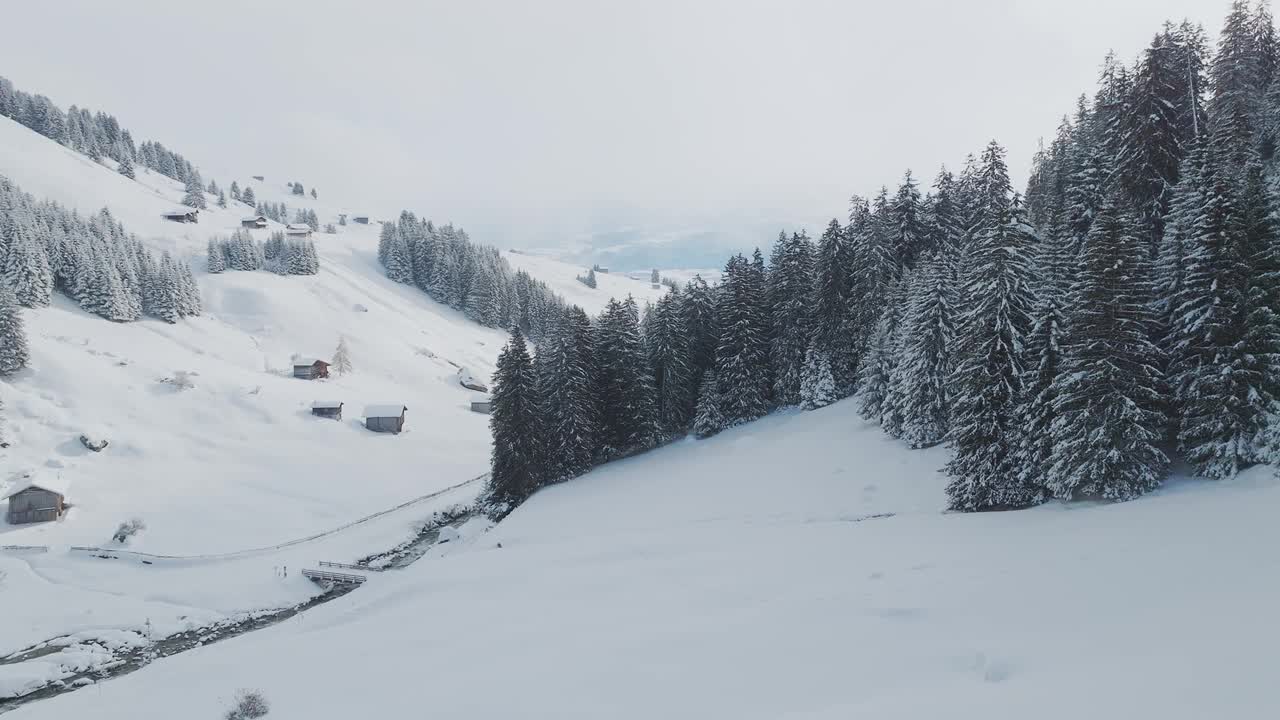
9;400;1277;719
501;250;670;314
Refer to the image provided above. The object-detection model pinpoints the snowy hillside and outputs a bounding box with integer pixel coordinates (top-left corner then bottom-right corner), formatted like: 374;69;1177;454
9;399;1274;719
0;113;660;692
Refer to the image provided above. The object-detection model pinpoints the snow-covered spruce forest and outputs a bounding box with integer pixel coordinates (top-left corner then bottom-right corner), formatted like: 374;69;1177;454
483;3;1280;515
0;175;201;334
376;213;567;341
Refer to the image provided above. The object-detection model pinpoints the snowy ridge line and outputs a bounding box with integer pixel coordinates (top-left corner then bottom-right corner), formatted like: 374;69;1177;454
66;474;488;563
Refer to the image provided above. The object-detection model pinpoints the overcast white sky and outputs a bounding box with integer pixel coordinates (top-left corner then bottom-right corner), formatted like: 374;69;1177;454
2;0;1223;248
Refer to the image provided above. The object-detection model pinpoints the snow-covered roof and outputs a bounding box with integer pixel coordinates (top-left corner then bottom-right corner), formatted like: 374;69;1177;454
2;473;70;500
242;215;266;222
286;223;312;232
293;357;327;366
364;404;406;418
471;394;491;403
162;208;197;217
311;400;343;409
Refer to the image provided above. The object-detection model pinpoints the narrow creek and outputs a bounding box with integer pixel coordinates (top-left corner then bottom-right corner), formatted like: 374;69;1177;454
0;507;479;714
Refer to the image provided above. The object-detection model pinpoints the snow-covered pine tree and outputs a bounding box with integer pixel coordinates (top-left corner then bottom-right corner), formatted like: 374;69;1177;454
229;180;240;201
945;142;1038;511
1046;193;1169;500
768;231;814;406
382;225;413;284
893;248;956;448
331;336;353;375
485;327;545;515
538;306;598;481
241;186;255;207
856;311;893;422
1012;212;1071;488
593;297;659;459
206;238;226;274
693;369;726;438
0;284;30;375
646;289;695;437
181;175;206;210
3;207;53;308
650;268;660;284
715;254;772;426
810;218;858;395
117;154;135;179
678;274;719;383
799;343;837;410
890;170;928;270
1168;144;1273;478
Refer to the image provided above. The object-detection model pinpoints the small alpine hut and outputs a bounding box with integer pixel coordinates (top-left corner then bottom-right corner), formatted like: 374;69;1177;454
286;223;313;238
352;215;371;225
469;394;492;414
311;400;343;420
364;404;407;434
293;357;331;380
241;215;268;229
162;208;199;224
4;476;69;525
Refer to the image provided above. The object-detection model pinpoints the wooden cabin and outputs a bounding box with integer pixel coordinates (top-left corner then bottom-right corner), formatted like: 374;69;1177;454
162;208;199;224
4;479;68;524
651;283;661;290
311;400;343;420
293;358;331;380
364;404;407;434
286;223;313;237
252;175;265;181
241;215;268;229
352;215;371;225
470;395;493;414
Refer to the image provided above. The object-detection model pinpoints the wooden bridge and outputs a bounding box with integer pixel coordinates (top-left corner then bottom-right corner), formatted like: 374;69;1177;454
302;568;368;586
318;560;375;572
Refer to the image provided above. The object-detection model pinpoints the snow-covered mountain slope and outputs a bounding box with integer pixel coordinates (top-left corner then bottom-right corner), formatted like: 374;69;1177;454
502;250;670;313
0;114;649;671
11;399;1274;719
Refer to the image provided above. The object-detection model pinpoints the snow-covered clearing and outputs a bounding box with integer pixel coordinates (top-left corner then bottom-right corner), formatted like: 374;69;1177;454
9;399;1275;718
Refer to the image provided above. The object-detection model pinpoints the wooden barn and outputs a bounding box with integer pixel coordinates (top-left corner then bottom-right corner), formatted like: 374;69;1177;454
364;404;407;434
352;215;371;225
311;400;343;420
286;223;313;237
252;175;265;181
4;477;68;525
470;395;493;414
241;215;268;229
293;358;331;380
162;208;199;224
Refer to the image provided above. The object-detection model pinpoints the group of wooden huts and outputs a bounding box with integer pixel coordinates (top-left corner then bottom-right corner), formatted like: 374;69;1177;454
293;357;409;433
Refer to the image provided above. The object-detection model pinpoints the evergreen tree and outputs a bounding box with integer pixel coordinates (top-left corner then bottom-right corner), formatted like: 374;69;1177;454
331;336;353;375
241;186;255;207
594;297;659;459
206;238;225;274
945;142;1039;511
893;248;956;448
693;369;726;438
799;344;837;410
768;231;814;405
1168;148;1269;478
646;290;695;437
810;218;858;394
486;328;545;514
715;254;772;426
1047;194;1169;500
117;155;135;179
538;307;597;480
0;284;29;375
181;175;206;209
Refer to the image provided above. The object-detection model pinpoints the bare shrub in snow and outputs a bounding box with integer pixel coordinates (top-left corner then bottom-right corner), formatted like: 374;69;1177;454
159;370;196;390
225;689;270;719
112;518;146;544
